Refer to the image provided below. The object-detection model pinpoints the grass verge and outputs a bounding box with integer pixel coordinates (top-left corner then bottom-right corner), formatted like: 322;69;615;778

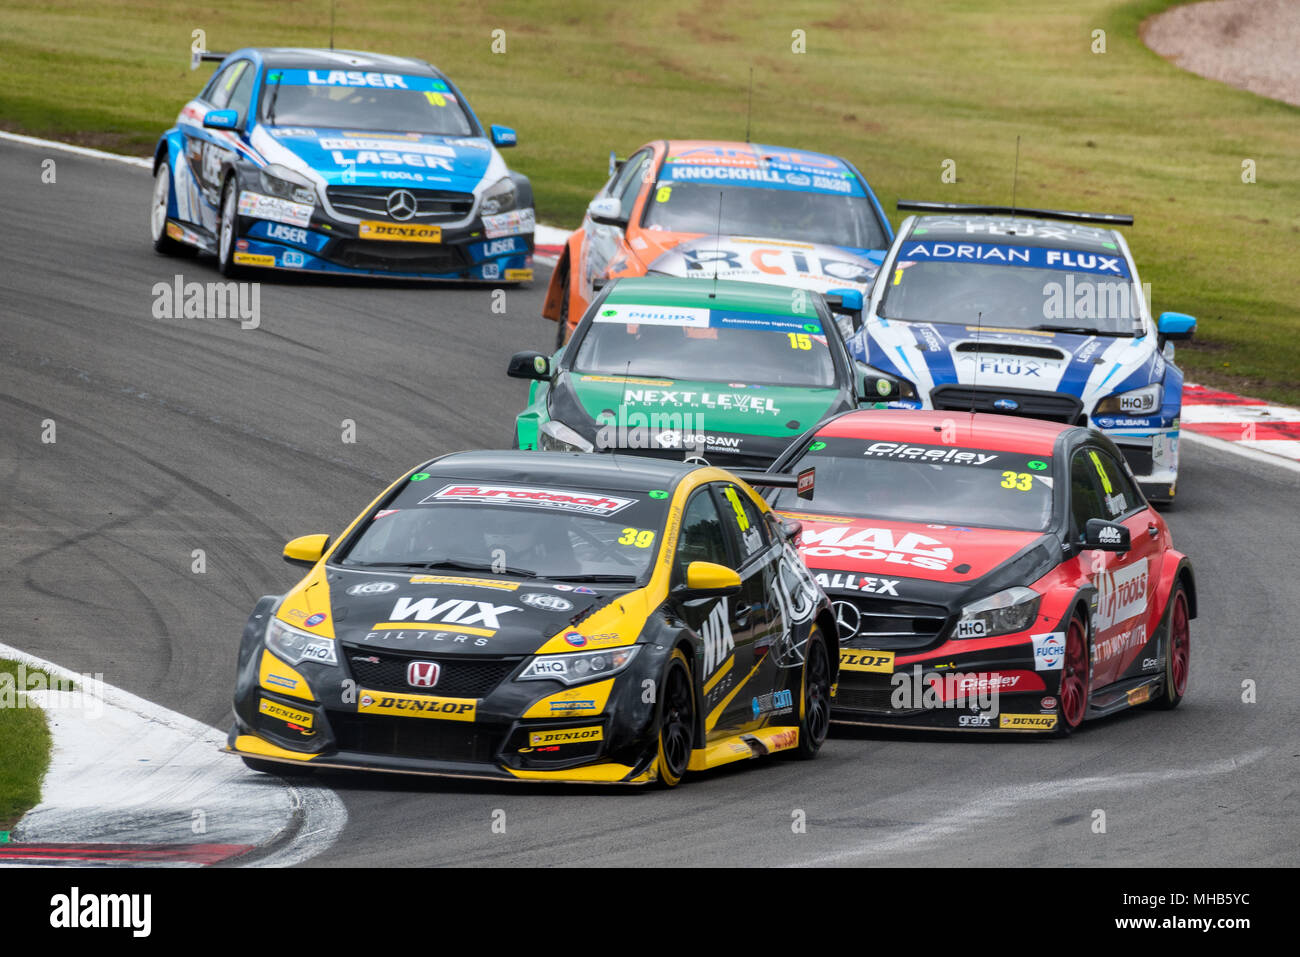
0;0;1297;402
0;660;57;831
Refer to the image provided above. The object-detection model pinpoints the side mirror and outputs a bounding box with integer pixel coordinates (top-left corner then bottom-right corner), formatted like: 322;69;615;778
1157;311;1196;342
490;124;517;148
203;109;239;130
283;533;330;568
587;196;626;228
778;515;803;542
1083;519;1130;552
508;350;552;381
824;288;864;314
675;561;743;598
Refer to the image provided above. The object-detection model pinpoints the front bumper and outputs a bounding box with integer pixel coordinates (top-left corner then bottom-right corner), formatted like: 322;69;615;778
1095;425;1180;502
227;196;536;281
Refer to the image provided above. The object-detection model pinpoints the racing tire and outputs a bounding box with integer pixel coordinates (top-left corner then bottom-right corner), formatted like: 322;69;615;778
1150;584;1190;710
150;162;187;256
241;756;315;777
216;176;244;277
1054;611;1091;737
554;267;571;349
653;648;695;788
791;627;832;760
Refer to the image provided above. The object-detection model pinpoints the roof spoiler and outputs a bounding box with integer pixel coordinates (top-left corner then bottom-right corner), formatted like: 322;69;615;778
896;200;1133;227
191;49;230;70
729;467;816;500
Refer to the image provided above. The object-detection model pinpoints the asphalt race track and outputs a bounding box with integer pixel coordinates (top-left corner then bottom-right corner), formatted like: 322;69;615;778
3;141;1297;867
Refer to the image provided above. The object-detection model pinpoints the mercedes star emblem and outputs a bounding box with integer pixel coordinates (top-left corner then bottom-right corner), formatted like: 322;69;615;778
386;189;417;221
832;600;861;639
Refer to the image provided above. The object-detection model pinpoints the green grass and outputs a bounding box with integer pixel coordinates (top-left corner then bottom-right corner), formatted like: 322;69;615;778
0;660;56;830
2;0;1298;401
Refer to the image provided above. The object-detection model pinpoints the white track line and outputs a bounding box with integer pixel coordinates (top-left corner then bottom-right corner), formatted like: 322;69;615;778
0;641;347;867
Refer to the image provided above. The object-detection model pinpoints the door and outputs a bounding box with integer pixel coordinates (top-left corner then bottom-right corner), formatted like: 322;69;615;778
583;148;651;292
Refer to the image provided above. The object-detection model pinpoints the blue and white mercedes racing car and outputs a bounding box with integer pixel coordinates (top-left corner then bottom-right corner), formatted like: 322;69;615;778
149;47;534;281
846;201;1198;503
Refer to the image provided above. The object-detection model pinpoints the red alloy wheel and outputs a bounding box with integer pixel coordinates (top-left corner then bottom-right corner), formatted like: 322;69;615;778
1059;617;1089;730
1170;590;1190;698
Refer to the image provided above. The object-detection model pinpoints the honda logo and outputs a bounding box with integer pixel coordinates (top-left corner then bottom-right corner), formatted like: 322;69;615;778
386;189;417;221
406;660;440;688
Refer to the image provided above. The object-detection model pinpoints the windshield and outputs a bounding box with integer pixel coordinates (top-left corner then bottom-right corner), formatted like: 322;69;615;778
771;437;1055;531
643;182;886;250
572;300;839;388
879;244;1141;335
338;478;669;581
262;68;473;135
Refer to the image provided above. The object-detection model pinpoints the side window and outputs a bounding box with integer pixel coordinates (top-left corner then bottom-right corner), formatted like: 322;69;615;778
609;150;652;221
1070;451;1108;539
675;489;730;578
1088;448;1139;519
208;61;247;109
718;483;768;564
225;64;257;127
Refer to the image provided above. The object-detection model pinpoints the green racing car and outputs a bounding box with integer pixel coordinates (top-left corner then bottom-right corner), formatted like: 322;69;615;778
508;276;876;468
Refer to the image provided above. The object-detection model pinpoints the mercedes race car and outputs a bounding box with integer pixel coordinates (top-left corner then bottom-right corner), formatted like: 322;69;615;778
542;139;893;345
228;451;837;785
510;276;879;468
150;47;534;281
849;202;1198;503
761;409;1195;735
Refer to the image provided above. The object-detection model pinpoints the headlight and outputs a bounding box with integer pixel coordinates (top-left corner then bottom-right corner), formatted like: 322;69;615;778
859;363;917;400
539;419;595;453
259;165;316;205
954;587;1041;639
517;645;639;685
266;617;338;666
479;176;518;217
1095;383;1161;416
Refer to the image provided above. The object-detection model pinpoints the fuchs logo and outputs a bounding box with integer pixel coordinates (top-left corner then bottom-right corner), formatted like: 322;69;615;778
406;661;440;688
347;581;398;596
386;596;518;630
521;592;573;612
1032;632;1065;671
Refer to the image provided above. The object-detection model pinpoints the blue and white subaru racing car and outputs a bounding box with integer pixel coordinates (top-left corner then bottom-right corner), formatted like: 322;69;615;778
149;47;534;282
847;201;1198;503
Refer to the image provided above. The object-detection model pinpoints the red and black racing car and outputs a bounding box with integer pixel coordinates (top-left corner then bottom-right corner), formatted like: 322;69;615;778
761;410;1195;734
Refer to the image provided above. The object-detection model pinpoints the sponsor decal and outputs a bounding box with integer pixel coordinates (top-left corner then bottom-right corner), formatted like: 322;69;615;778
701;599;735;678
1127;685;1151;706
381;595;517;631
801;526;954;571
482;208;535;239
237;191;313;227
263;222;309;244
1094;557;1148;631
1031;632;1065;671
281;250;305;268
563;631;586;647
528;725;603;747
358;689;477;721
504;268;533;281
319;138;454;155
999;713;1058;730
422;483;635;515
1098;525;1123;545
1041;696;1057;709
359;221;442;243
959;713;994;727
303;613;327;627
259;697;314;729
752;688;794;718
361;628;489;647
346;581;398;596
839;649;895;673
233;252;275;267
1142;657;1162;670
264;673;298;691
861;441;998;467
407;575;520;591
550;699;596;712
406;661;441;688
520;592;574;612
900;241;1128;277
956;619;987;638
596;304;711;328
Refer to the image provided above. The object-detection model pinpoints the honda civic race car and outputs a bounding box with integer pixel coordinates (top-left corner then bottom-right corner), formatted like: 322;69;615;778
150;47;534;281
542;139;893;345
510;276;878;468
228;451;837;785
760;409;1195;735
850;202;1198;503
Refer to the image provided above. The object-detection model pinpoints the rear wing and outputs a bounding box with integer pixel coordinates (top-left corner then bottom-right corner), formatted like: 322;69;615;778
191;49;230;70
728;467;815;500
897;200;1133;227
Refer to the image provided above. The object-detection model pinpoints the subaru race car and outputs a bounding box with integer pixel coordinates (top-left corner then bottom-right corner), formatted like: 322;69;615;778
542;140;893;345
228;451;837;785
760;409;1195;735
150;48;534;281
510;276;878;468
850;202;1198;502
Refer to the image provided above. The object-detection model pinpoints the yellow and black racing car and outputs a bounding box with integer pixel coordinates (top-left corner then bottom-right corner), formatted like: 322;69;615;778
227;451;837;786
